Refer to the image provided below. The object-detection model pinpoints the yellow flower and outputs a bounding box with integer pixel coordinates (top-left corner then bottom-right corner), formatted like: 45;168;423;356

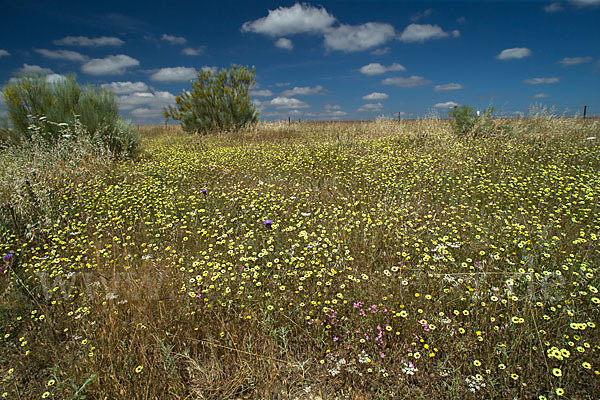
555;388;564;396
135;365;143;373
552;368;562;377
42;392;50;399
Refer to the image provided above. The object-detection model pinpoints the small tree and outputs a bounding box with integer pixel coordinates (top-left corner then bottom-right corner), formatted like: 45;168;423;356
1;74;140;156
164;65;259;134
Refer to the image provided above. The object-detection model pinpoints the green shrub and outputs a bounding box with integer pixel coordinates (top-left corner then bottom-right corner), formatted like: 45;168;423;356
1;74;140;157
448;105;494;137
164;64;259;134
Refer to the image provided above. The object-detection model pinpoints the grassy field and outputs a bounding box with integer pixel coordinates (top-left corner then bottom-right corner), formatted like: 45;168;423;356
1;116;599;399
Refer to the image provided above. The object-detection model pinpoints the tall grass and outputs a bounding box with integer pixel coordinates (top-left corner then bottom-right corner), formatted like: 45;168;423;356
1;116;599;399
0;117;111;240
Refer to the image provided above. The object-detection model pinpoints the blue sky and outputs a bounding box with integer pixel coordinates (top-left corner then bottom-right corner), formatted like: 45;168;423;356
1;0;599;123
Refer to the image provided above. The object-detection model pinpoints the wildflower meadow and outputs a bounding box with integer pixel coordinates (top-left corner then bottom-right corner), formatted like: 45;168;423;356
1;115;599;399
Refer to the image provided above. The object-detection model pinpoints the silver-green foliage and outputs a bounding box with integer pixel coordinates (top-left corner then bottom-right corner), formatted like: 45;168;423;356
164;65;259;134
1;74;140;156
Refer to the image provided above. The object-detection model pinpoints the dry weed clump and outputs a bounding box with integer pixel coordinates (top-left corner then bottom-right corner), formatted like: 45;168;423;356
1;117;599;399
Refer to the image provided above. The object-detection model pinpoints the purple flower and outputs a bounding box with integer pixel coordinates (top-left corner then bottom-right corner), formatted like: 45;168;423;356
3;254;13;262
201;189;207;196
263;220;273;229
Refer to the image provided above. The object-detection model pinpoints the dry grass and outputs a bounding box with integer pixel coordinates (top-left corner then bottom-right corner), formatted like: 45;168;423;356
1;116;599;399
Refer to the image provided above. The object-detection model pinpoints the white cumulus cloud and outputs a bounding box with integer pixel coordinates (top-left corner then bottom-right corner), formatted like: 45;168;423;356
496;47;532;60
362;92;389;100
371;47;390;55
34;48;88;62
150;67;197;82
241;3;335;36
357;103;383;112
130;108;158;118
269;97;310;109
399;24;452;43
570;0;600;7
53;36;124;47
18;64;54;75
323;110;346;118
250;89;273;97
14;65;66;83
382;75;432;88
182;47;205;56
523;77;560;84
117;91;176;111
275;38;293;50
280;85;323;97
411;8;433;22
434;101;459;108
558;56;592;66
81;55;139;75
320;105;347;119
101;81;150;95
324;22;396;52
0;49;10;57
544;2;564;12
125;90;177;123
161;34;187;44
359;62;405;75
533;93;549;98
434;83;464;92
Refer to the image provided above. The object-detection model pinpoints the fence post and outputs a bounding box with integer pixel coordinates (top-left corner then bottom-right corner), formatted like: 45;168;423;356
583;106;587;119
288;116;291;125
398;112;401;122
